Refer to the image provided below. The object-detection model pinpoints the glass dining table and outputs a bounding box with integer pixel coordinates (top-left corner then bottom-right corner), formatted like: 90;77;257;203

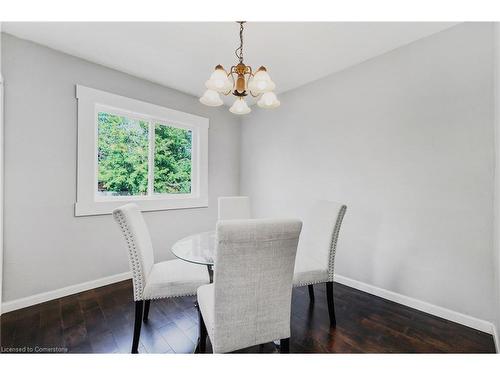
171;230;216;353
171;231;216;283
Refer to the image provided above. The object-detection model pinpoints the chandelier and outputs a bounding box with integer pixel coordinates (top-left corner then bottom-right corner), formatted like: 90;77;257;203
199;21;280;115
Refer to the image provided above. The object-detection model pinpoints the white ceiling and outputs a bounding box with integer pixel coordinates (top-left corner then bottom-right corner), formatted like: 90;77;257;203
3;22;458;104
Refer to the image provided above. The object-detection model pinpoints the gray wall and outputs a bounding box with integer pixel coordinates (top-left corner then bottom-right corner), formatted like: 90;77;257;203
1;33;241;302
493;22;500;344
241;23;496;322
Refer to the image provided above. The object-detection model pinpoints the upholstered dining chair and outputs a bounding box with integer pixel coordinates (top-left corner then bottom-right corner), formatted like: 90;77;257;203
113;203;210;353
197;218;302;353
217;196;251;220
293;200;347;327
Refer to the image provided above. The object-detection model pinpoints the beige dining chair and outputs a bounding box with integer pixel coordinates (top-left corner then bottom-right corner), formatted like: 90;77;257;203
217;196;251;220
293;200;347;327
197;218;302;353
113;203;210;353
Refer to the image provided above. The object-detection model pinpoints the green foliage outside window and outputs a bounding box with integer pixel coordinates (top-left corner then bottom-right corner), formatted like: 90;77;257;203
154;124;192;194
97;112;192;197
98;113;149;196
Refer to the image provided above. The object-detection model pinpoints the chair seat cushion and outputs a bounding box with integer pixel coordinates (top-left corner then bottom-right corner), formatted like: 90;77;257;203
293;252;329;287
143;259;210;299
197;283;215;337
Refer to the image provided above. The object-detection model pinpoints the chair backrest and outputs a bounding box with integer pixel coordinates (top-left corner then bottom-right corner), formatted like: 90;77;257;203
297;201;347;280
217;196;251;220
112;203;155;301
212;218;302;353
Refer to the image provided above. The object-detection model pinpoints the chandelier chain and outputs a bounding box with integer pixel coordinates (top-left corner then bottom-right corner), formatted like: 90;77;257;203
235;21;245;63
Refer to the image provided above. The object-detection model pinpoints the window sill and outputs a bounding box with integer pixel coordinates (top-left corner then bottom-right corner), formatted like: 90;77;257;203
75;196;208;217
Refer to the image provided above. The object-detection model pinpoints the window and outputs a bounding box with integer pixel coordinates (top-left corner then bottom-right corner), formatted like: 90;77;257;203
76;85;208;216
96;112;193;197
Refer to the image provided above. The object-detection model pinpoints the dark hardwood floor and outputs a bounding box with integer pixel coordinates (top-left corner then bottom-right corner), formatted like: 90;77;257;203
0;280;495;353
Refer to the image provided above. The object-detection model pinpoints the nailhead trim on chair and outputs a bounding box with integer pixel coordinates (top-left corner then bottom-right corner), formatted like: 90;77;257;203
294;280;325;287
113;210;145;301
143;292;197;300
328;205;347;282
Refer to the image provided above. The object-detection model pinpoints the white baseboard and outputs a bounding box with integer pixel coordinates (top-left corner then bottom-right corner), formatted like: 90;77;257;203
1;271;131;314
334;274;496;336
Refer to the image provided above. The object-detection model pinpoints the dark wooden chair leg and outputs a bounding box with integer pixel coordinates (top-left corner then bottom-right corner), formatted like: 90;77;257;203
280;338;290;353
207;265;214;283
132;300;144;353
143;300;151;323
326;281;336;327
198;307;207;353
308;285;315;303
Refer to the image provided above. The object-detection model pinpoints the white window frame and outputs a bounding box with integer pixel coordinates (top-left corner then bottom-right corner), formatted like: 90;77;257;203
75;85;209;216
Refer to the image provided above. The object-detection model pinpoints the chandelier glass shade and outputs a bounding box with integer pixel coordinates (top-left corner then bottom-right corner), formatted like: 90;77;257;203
229;97;251;115
199;22;280;115
257;92;281;109
199;89;224;107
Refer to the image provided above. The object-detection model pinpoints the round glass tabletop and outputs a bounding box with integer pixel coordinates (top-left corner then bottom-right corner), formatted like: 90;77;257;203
171;231;216;266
